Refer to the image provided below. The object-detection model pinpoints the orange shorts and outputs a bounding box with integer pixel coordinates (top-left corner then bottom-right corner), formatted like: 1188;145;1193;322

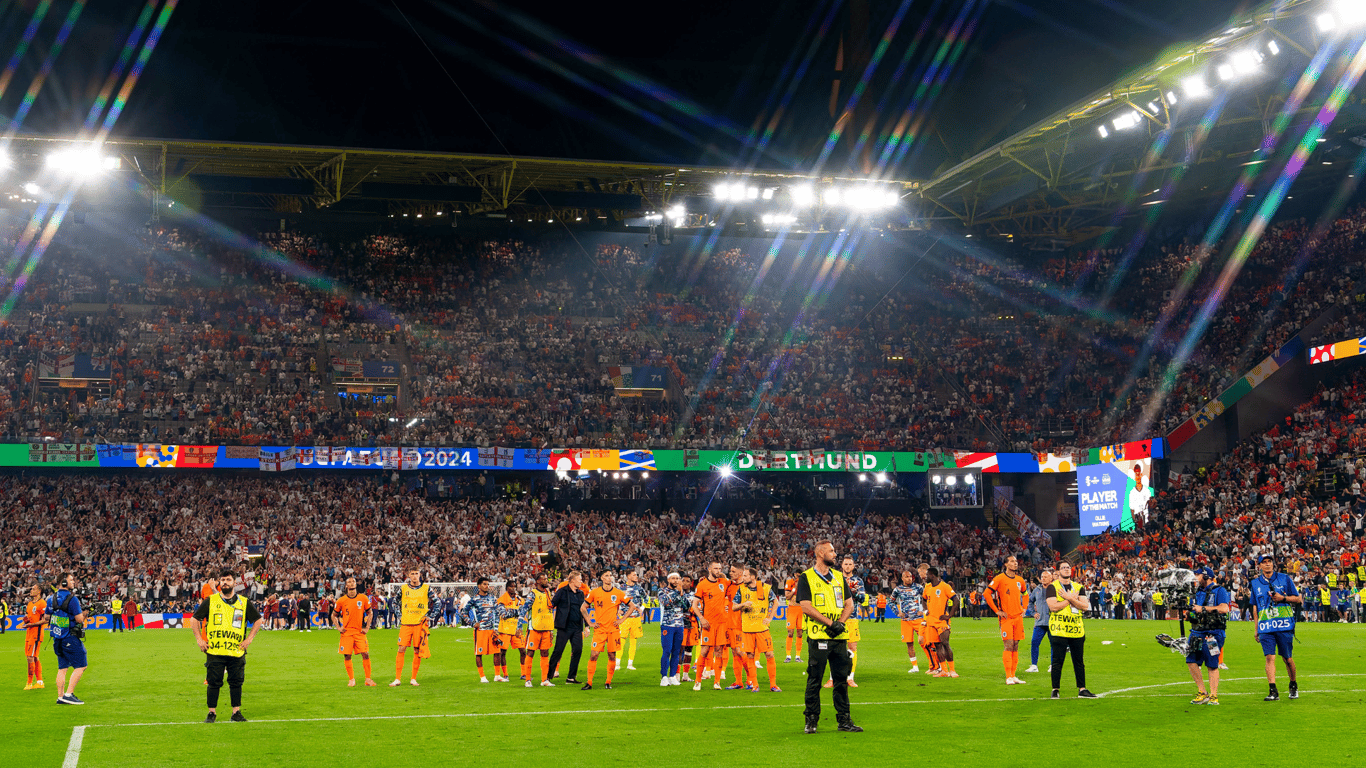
397;623;425;648
922;623;945;644
338;632;369;656
900;619;921;644
730;624;745;649
524;629;554;651
999;616;1025;642
474;629;500;655
683;627;700;647
591;629;622;653
741;631;773;656
786;610;804;631
24;627;42;657
700;624;729;647
499;633;522;651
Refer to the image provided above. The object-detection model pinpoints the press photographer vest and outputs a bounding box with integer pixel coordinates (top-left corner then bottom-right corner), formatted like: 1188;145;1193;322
205;592;249;657
1049;581;1085;638
803;567;850;641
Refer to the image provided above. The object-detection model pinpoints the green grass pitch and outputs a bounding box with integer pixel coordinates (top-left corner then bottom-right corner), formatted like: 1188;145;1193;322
2;619;1362;767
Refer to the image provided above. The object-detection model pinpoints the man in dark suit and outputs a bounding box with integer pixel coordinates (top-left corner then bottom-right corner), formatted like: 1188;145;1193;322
548;571;587;683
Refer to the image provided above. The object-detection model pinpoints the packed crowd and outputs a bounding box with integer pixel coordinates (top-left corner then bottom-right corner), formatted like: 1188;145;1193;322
0;471;1045;611
1071;368;1366;615
1;201;1363;452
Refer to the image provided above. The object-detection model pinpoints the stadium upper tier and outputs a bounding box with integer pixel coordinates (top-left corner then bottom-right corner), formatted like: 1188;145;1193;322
1;206;1362;453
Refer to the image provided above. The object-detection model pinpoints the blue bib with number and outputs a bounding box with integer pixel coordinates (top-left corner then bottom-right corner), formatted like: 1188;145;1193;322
1251;574;1297;634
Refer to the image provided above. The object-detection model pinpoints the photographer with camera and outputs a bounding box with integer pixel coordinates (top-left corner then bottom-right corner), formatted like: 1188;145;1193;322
1185;568;1229;705
49;573;88;705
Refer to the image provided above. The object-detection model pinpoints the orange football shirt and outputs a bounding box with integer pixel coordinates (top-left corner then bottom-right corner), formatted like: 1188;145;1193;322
334;593;371;633
986;574;1027;618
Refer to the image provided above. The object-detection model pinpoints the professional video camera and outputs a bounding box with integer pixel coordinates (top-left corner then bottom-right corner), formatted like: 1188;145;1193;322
1152;567;1196;654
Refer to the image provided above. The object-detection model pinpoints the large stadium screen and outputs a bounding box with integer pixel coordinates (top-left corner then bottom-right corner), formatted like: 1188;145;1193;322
929;470;982;508
1078;456;1153;535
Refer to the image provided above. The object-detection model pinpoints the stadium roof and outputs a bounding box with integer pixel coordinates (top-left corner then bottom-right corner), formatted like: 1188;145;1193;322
1;135;919;225
915;0;1366;244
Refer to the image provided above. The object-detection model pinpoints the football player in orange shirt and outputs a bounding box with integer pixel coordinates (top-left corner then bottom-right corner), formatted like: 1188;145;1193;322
692;562;730;691
580;570;633;690
783;572;804;663
723;564;747;688
332;577;375;687
21;584;46;689
923;566;958;677
985;555;1029;685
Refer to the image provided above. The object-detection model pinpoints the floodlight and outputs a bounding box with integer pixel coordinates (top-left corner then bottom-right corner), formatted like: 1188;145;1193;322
719;465;733;477
23;182;40;195
790;185;815;207
1182;75;1209;98
1111;111;1140;131
859;473;868;482
946;475;957;486
1231;49;1261;74
761;188;774;200
883;190;900;207
745;186;759;199
642;472;649;479
875;472;887;483
932;475;942;484
667;204;684;220
965;474;975;485
46;147;116;175
1336;1;1366;26
823;187;842;205
1267;40;1280;56
713;183;731;201
1165;91;1178;105
1097;125;1109;138
1317;12;1338;32
1217;63;1235;81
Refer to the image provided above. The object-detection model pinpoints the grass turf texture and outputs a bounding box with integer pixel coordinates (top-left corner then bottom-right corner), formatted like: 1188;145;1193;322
2;620;1362;767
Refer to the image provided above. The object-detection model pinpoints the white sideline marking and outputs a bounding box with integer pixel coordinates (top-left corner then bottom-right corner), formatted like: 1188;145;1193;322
72;675;1366;733
1098;672;1366;697
62;726;84;768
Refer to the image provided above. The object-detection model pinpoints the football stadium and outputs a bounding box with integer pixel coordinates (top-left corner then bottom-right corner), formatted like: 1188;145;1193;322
2;0;1366;765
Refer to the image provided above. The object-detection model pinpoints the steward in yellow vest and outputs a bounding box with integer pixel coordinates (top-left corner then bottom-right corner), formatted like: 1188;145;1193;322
794;541;860;734
191;570;262;722
1046;563;1096;699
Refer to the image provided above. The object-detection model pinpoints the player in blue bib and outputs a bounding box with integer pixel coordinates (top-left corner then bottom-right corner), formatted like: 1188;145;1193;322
1249;554;1302;701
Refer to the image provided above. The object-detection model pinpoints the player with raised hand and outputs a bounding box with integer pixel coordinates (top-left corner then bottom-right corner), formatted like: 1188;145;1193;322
986;555;1028;685
333;577;375;687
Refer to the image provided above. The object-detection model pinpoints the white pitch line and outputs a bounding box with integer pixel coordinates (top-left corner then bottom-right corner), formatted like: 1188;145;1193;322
62;726;85;768
1098;672;1366;697
77;677;1366;730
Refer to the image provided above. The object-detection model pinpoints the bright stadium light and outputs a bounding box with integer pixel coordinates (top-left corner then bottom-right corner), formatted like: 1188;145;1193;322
823;187;842;205
1097;125;1109;138
1217;63;1236;81
1231;49;1262;75
965;474;976;485
667;204;685;220
1182;75;1209;98
1340;1;1366;26
875;472;887;484
745;186;759;200
713;183;731;201
932;475;942;484
859;473;868;482
946;475;957;486
1267;40;1280;56
1112;111;1141;131
719;465;733;477
761;188;775;200
1317;12;1338;32
642;472;649;479
23;182;40;195
46;147;118;175
1165;91;1179;105
790;184;815;207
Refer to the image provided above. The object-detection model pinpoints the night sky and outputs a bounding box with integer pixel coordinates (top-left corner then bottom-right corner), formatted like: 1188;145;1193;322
1;0;1257;177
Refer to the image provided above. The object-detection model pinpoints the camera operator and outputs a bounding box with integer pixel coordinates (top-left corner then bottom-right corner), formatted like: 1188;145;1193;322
49;573;88;705
1250;554;1302;701
1185;568;1229;705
